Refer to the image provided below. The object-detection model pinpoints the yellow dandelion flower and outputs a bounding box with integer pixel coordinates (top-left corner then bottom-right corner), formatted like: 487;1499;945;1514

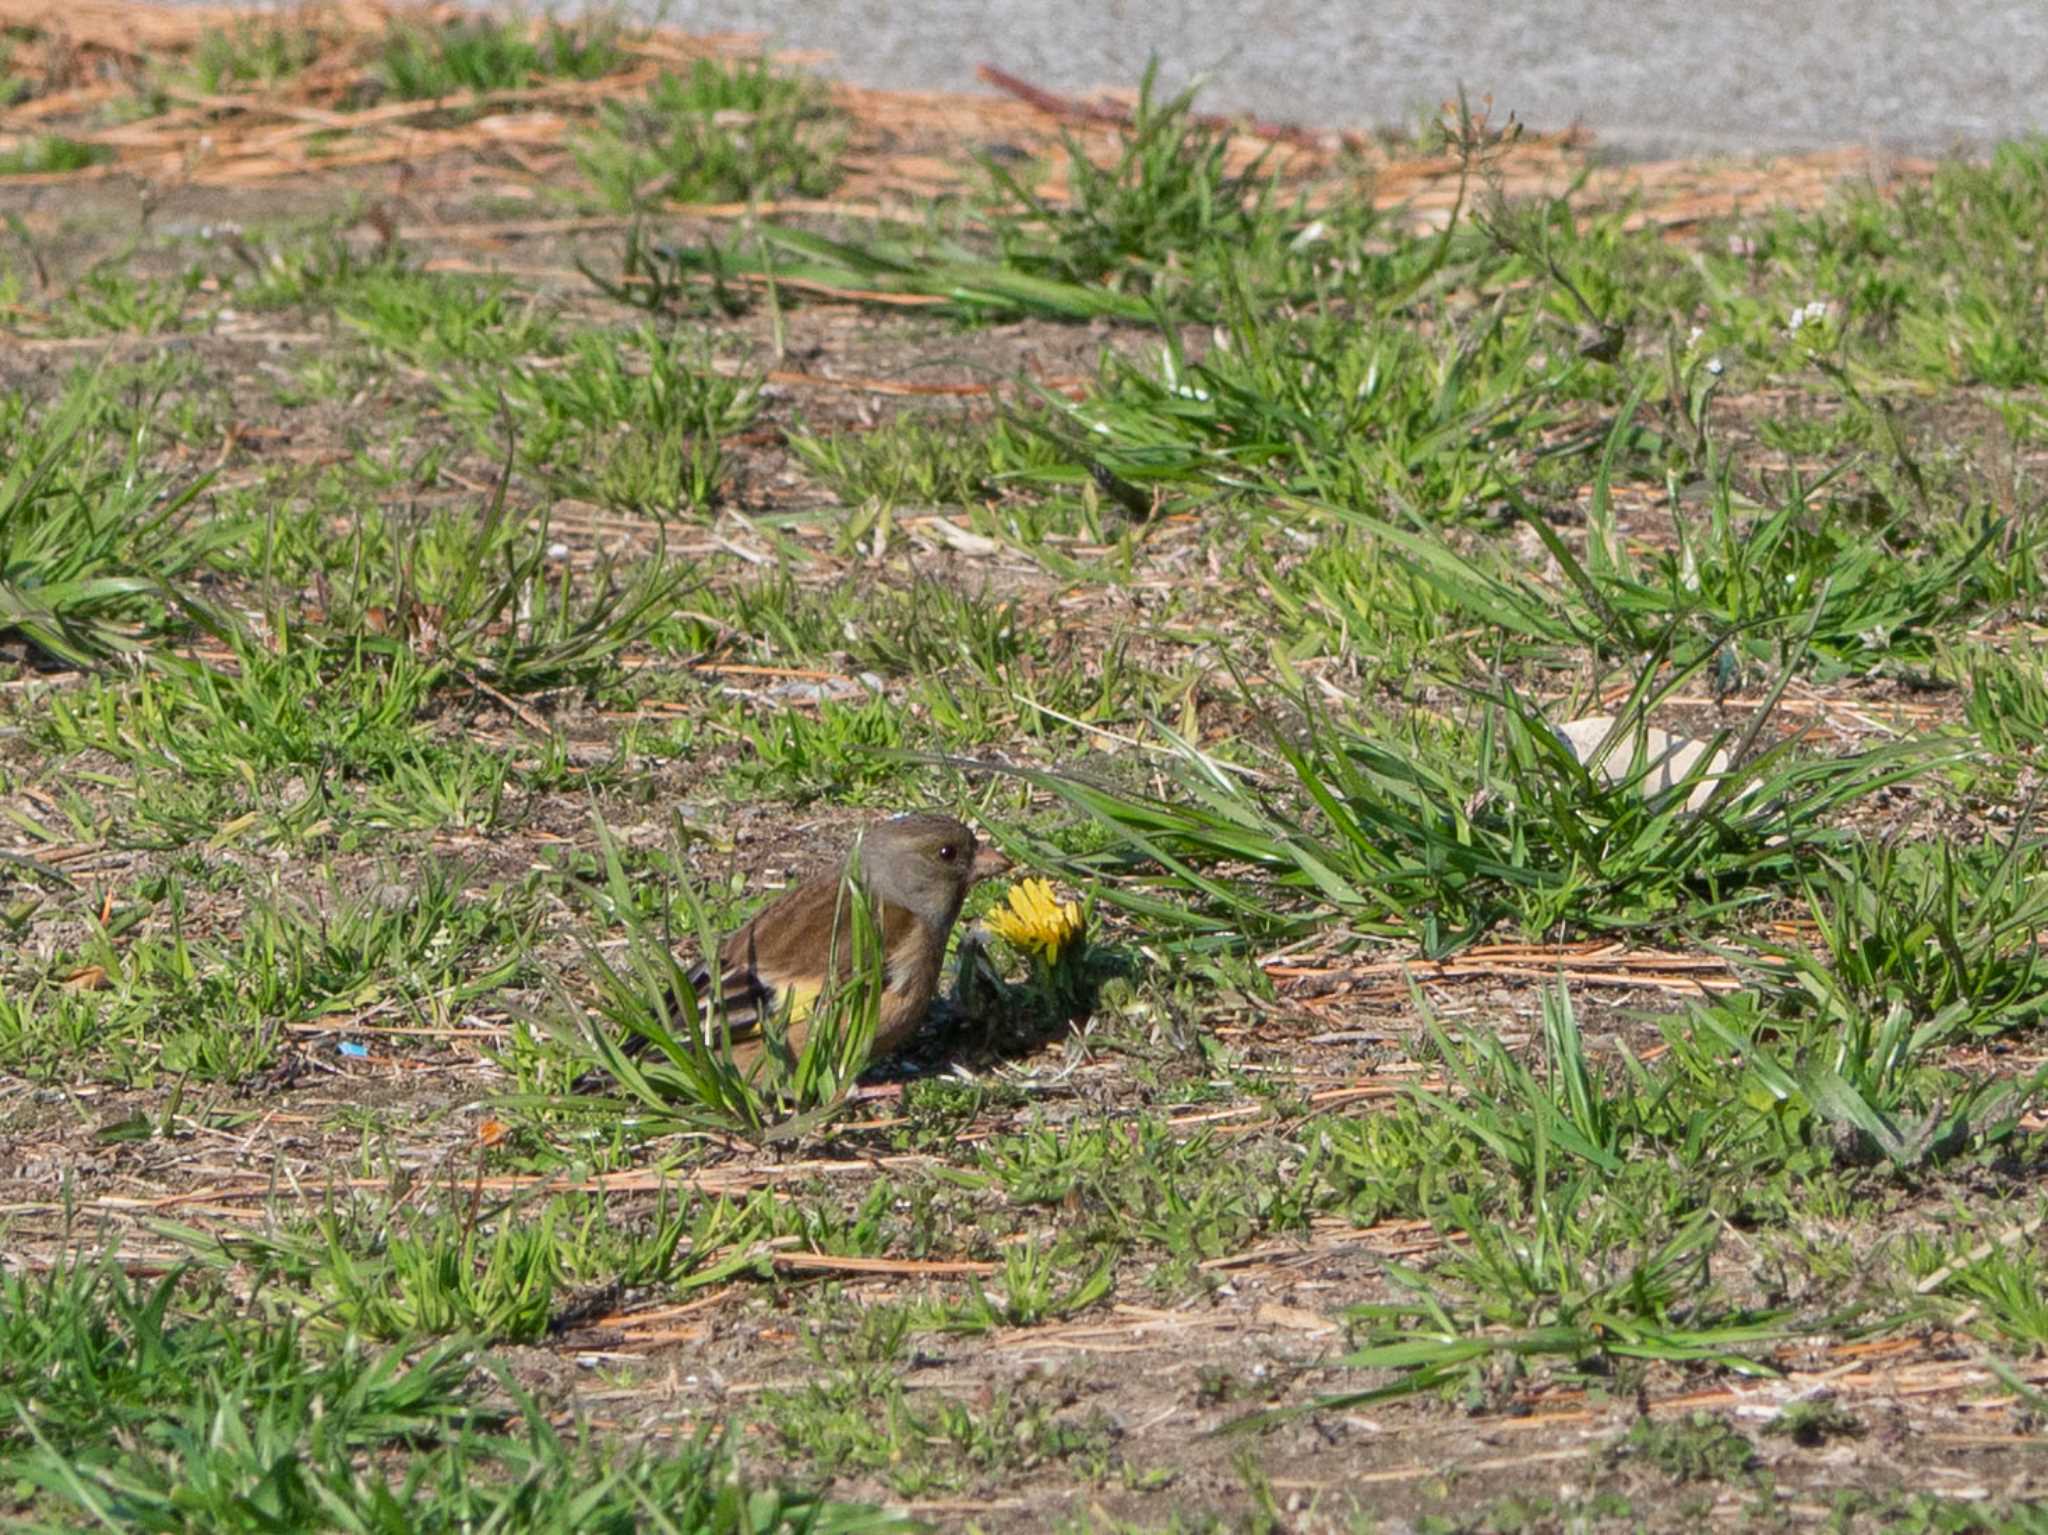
985;877;1085;964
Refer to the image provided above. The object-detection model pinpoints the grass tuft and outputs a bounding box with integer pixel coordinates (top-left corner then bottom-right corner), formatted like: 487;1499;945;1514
375;13;629;101
0;135;112;175
576;57;844;210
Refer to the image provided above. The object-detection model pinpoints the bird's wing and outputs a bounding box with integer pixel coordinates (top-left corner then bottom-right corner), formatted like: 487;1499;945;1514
685;948;821;1042
694;877;924;1046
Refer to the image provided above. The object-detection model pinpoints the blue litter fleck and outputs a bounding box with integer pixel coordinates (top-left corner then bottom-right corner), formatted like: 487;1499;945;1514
339;1041;369;1059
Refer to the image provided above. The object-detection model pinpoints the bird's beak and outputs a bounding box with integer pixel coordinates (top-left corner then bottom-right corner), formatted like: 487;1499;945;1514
971;845;1011;882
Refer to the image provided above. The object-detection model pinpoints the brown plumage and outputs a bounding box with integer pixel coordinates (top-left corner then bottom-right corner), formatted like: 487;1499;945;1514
670;813;1006;1073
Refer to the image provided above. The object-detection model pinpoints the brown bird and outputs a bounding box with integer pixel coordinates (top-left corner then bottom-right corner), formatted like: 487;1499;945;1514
654;813;1007;1075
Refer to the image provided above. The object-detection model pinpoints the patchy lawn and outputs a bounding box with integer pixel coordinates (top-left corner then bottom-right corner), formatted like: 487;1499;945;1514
1;4;2045;1531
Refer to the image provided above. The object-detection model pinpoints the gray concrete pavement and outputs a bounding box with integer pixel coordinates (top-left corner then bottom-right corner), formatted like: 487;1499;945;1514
654;0;2048;156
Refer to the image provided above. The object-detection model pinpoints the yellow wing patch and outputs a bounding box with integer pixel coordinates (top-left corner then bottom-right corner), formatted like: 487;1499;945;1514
776;979;822;1024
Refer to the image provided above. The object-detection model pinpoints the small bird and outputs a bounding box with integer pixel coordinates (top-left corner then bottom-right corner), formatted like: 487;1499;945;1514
647;813;1007;1076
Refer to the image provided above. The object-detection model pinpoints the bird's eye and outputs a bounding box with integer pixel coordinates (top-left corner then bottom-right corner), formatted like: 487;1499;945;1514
937;843;958;862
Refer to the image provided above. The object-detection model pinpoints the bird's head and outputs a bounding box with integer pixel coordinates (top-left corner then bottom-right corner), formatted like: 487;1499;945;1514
859;813;1008;927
